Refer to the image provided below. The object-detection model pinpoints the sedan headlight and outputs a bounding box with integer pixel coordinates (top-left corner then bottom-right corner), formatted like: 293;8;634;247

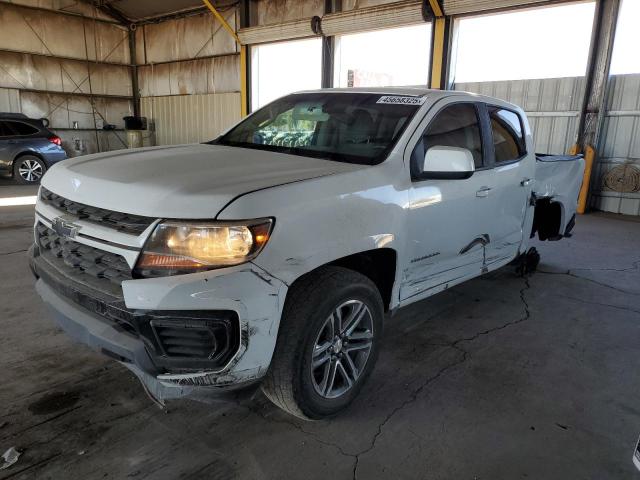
134;219;273;277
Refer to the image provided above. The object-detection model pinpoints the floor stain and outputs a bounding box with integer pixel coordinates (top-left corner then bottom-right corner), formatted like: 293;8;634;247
28;390;81;415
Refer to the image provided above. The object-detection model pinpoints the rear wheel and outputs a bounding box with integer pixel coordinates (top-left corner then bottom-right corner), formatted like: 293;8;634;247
14;155;46;184
262;266;383;420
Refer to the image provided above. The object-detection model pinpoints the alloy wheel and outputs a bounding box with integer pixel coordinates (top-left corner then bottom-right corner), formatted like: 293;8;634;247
18;159;43;183
311;299;374;399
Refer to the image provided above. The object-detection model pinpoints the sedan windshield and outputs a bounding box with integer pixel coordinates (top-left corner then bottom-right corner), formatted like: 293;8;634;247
214;92;424;165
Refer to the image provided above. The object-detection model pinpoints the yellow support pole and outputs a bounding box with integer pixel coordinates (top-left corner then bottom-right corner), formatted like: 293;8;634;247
428;0;445;89
430;17;446;89
240;45;248;117
577;145;595;214
202;0;241;44
428;0;443;17
202;0;247;117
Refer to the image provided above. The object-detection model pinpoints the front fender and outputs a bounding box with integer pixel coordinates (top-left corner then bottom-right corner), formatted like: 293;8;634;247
215;160;409;290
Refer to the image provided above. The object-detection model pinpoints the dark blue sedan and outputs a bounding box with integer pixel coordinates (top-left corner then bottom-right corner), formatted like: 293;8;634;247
0;113;68;184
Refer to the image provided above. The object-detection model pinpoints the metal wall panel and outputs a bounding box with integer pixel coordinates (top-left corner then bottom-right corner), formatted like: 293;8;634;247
138;55;239;97
0;88;21;112
0;51;132;96
140;93;241;145
341;0;406;10
18;91;133;156
6;0;115;21
20;92;133;129
255;0;324;25
455;77;584;154
139;10;237;64
0;3;130;64
590;73;640;215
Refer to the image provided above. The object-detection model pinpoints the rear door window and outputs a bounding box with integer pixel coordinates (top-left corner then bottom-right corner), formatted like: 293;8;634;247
0;121;12;137
7;121;39;136
488;107;525;163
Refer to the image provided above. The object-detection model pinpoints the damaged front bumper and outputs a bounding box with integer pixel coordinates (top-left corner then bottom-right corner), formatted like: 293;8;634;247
30;245;288;403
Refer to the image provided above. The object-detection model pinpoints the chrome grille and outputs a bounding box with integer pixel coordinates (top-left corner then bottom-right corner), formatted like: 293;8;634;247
36;223;132;286
40;187;154;235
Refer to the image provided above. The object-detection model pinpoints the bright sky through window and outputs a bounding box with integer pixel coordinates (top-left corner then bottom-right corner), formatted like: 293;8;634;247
251;38;322;110
334;24;431;88
454;2;596;83
610;0;640;75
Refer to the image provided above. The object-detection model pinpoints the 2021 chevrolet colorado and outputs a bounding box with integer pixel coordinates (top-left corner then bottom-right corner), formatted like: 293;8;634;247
30;88;584;419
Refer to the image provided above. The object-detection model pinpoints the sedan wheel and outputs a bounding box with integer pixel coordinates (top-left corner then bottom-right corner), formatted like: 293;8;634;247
14;156;46;184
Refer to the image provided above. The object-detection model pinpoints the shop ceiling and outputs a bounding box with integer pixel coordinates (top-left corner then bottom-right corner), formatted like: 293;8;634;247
90;0;235;23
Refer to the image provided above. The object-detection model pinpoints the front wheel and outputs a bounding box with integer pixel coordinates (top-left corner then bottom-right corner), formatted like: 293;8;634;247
262;266;383;420
14;155;46;184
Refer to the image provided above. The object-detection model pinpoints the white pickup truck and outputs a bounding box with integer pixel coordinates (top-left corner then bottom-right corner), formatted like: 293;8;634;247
30;88;584;419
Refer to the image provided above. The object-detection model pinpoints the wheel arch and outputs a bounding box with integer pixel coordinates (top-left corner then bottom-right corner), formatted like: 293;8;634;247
12;150;45;168
531;197;567;241
286;248;398;312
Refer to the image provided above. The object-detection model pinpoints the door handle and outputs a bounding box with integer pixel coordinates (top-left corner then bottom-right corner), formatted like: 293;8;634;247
476;186;492;198
521;178;533;187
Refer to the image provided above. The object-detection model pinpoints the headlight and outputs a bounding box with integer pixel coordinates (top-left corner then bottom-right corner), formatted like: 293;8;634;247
134;219;273;277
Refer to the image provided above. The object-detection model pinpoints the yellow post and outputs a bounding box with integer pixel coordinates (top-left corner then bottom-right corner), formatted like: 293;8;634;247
577;145;595;214
240;45;248;117
202;0;247;117
428;0;445;89
430;17;446;89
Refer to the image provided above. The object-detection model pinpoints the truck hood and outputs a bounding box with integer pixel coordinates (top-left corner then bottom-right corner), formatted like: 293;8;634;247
41;144;364;219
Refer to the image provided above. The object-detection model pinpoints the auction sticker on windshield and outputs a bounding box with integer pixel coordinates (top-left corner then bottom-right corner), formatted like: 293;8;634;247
376;95;427;105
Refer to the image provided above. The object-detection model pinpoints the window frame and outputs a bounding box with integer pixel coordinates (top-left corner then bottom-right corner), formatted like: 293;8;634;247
484;104;528;167
410;100;489;182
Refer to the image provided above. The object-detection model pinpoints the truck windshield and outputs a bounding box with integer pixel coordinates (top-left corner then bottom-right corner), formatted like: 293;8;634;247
213;92;423;165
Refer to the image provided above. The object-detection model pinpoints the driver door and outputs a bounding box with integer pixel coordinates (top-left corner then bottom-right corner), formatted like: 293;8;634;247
400;100;496;303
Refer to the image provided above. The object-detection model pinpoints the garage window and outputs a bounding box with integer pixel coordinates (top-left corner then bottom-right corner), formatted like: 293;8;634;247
334;24;431;88
610;0;640;74
251;38;322;111
489;107;526;163
453;2;595;82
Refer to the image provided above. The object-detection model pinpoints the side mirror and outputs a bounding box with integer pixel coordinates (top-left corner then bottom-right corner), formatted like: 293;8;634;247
421;146;475;180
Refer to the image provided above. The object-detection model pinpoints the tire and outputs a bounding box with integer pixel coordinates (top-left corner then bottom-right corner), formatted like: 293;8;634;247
13;155;46;184
262;266;384;420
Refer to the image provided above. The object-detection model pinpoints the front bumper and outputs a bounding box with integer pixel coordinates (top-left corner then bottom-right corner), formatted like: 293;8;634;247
30;244;288;400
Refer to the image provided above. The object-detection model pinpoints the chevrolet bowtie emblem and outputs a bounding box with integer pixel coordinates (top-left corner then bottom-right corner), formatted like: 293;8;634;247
52;217;80;239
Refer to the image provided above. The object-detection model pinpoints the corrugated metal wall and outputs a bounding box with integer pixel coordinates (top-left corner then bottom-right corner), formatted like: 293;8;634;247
141;93;240;145
455;77;584;154
456;74;640;215
0;2;133;156
0;88;21;112
137;7;241;145
591;73;640;215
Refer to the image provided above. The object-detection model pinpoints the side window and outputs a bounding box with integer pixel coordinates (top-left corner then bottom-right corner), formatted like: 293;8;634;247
411;103;483;178
0;121;12;137
8;121;39;136
489;107;526;163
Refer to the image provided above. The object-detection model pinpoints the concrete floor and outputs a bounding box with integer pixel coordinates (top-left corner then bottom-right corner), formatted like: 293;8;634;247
1;184;640;479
